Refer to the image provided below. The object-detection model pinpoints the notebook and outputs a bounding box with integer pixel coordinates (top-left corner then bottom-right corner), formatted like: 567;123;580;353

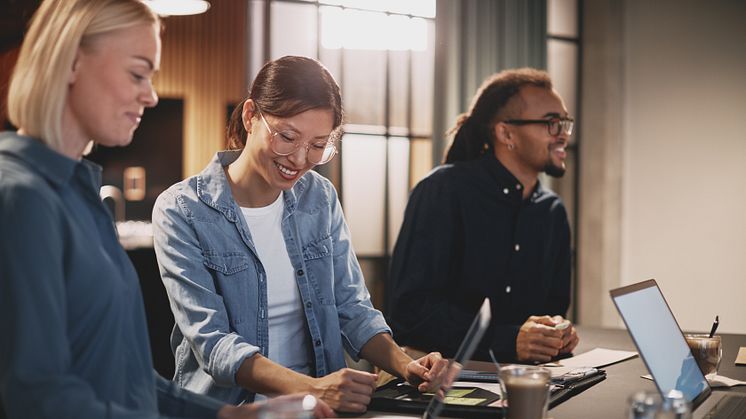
610;279;746;419
369;297;606;418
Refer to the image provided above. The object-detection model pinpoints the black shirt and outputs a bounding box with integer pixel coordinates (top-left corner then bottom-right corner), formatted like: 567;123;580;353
386;153;571;362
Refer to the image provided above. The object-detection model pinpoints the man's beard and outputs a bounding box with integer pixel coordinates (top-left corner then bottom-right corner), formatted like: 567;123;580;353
544;161;566;178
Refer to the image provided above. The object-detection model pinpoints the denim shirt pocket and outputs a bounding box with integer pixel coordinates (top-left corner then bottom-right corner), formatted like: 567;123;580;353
193;220;254;325
302;235;335;305
202;250;251;274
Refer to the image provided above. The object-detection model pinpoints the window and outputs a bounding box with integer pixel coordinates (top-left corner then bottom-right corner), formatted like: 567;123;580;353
545;0;581;319
248;0;436;304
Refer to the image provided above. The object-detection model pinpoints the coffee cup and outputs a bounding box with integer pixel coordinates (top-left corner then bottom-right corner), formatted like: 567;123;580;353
684;334;721;376
499;365;551;419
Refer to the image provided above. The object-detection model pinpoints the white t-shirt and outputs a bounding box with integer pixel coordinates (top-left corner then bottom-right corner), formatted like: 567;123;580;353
240;193;312;393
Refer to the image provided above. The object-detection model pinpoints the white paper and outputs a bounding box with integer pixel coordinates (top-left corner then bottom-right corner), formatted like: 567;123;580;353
540;347;638;377
642;373;746;388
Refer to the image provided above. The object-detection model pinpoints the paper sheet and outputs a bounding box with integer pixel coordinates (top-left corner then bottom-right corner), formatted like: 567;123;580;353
541;347;638;377
736;347;746;365
641;374;746;388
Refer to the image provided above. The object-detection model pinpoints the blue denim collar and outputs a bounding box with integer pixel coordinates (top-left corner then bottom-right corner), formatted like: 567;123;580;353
196;150;311;221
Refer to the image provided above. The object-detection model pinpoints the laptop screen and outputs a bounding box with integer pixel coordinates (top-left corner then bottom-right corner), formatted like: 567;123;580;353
423;298;492;419
610;280;709;404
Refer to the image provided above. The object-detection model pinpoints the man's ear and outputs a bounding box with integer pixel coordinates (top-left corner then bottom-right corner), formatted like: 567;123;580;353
493;122;513;148
241;99;256;133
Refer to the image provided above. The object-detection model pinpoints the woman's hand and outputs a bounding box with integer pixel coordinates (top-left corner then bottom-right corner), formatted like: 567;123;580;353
404;351;448;392
217;394;336;419
309;368;378;413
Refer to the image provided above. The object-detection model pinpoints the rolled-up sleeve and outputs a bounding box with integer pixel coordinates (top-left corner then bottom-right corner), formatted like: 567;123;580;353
326;186;391;360
152;190;259;387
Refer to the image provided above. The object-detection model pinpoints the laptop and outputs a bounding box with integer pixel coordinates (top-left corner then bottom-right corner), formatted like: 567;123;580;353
423;297;492;419
610;279;746;418
370;298;495;418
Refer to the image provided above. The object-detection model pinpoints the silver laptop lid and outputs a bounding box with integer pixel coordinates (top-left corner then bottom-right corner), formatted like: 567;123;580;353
423;298;492;419
610;279;711;408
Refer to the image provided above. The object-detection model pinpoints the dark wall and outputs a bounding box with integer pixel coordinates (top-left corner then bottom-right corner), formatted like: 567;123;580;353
87;98;184;221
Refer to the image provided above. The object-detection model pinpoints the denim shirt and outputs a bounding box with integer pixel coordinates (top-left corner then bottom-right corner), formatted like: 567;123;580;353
0;132;223;419
152;151;390;404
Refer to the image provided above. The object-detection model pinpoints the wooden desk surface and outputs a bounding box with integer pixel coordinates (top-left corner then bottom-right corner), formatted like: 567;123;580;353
359;326;746;419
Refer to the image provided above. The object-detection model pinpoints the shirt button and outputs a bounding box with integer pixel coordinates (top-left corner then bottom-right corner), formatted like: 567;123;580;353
505;286;512;294
315;339;321;347
514;244;520;251
306;301;312;309
503;188;509;195
297;269;304;276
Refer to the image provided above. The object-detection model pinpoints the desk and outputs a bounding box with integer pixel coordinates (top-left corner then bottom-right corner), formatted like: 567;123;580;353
362;326;746;418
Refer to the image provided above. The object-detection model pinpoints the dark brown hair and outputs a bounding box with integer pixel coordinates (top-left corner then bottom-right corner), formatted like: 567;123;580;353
443;68;552;164
227;56;343;149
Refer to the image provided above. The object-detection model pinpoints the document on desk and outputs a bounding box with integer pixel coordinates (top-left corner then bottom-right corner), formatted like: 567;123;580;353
542;347;638;377
641;373;746;388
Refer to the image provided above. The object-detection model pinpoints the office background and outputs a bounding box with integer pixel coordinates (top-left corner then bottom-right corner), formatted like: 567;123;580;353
1;0;744;336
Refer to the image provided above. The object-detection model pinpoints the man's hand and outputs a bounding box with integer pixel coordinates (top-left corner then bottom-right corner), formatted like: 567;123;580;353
309;368;378;413
516;315;578;363
404;351;449;392
552;315;580;355
217;394;336;419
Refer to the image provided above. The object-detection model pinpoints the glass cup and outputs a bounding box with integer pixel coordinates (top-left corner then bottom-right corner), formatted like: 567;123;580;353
628;391;661;419
684;334;722;376
627;390;692;419
258;394;318;419
499;365;551;419
655;390;692;419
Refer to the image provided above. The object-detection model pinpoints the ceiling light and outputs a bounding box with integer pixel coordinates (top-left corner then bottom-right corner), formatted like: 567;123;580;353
144;0;211;16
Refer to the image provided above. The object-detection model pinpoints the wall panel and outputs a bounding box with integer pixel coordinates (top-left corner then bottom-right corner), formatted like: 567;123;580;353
155;1;248;177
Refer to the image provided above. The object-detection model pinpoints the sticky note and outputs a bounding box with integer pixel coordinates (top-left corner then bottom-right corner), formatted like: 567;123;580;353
444;396;486;406
445;388;476;398
736;347;746;365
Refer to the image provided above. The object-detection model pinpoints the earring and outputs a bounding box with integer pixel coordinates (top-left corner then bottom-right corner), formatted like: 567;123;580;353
507;143;515;151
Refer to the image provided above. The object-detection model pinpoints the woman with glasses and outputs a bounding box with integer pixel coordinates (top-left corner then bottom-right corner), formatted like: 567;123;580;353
152;56;446;413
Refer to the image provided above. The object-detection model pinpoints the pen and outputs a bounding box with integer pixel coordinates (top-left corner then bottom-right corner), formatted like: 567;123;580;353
708;315;719;338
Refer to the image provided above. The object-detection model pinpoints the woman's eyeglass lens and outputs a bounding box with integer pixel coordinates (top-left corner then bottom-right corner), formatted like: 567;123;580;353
259;112;338;165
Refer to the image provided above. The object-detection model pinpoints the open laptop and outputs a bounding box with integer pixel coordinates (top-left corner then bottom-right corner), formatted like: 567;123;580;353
423;297;492;419
610;279;746;418
369;298;494;418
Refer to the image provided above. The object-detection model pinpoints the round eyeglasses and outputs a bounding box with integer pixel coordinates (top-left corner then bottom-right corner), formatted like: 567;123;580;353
503;117;575;137
258;110;338;165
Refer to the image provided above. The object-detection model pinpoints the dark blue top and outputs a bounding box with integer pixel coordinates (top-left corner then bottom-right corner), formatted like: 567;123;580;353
0;132;224;419
386;153;571;362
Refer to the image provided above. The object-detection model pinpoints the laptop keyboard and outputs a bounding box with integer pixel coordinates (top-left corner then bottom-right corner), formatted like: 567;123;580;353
710;394;746;419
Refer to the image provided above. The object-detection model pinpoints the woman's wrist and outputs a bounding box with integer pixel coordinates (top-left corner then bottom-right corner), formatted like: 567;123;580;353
216;404;259;419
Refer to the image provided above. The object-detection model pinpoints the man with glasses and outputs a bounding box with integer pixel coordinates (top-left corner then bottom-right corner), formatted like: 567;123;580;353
387;68;580;364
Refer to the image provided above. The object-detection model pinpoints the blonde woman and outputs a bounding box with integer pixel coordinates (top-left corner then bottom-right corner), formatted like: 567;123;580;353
0;1;330;418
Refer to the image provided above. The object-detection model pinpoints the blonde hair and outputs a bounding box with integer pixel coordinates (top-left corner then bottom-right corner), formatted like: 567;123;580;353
7;0;159;151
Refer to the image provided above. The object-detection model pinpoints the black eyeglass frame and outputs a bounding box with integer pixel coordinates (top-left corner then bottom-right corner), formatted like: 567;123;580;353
503;117;575;137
